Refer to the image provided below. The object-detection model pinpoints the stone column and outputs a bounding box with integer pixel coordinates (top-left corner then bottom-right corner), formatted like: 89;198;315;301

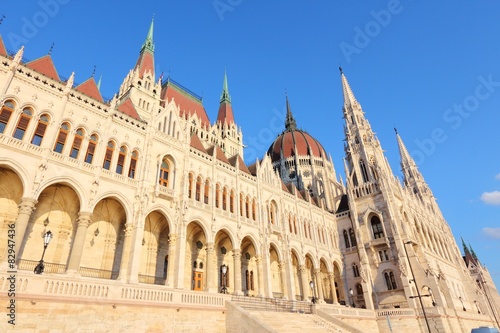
205;242;216;292
256;255;265;297
165;234;178;287
118;223;134;282
126;220;146;284
299;265;310;301
15;198;37;258
233;251;242;295
279;262;288;298
66;212;92;274
328;272;339;304
314;269;324;303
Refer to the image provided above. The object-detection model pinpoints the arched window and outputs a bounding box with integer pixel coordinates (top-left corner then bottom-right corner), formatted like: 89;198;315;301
69;128;84;158
304;221;308;238
116;146;127;174
384;271;397;290
54;122;70;153
245;196;250;219
215;184;221;208
103;141;115;170
349;228;357;247
128;150;138;179
252;198;256;221
204;180;210;204
31;114;50;146
0;100;15;134
293;217;297;234
356;283;363;295
85;134;98;164
239;193;244;216
343;229;350;248
269;202;277;225
250;271;254;291
195;176;202;201
360;160;369;182
289;216;293;233
159;159;170;186
230;190;235;213
222;187;227;210
188;173;194;199
353;263;360;278
13;107;33;140
371;216;384;239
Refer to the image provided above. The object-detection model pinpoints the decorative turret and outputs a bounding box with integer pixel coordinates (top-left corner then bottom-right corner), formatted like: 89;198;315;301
135;17;155;80
216;71;234;125
284;94;297;131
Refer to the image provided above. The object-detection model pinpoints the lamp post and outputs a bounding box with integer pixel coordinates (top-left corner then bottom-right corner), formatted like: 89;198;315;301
429;288;437;307
34;230;53;274
310;280;316;304
349;288;354;307
403;241;432;333
221;264;227;294
459;297;466;311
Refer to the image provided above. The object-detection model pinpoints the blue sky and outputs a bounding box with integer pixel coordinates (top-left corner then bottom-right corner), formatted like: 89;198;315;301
1;1;499;287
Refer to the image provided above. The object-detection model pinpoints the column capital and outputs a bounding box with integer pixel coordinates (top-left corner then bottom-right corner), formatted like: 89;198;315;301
77;211;93;228
232;251;241;260
18;197;37;214
124;223;134;236
168;233;178;244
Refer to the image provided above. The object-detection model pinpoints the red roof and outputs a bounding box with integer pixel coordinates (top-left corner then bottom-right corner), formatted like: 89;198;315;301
135;50;154;79
267;129;326;162
161;81;210;129
217;101;234;124
117;98;140;119
229;155;251;174
26;55;60;81
0;36;7;57
75;77;104;102
190;133;207;153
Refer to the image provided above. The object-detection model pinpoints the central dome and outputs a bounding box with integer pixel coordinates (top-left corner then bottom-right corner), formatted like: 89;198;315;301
267;129;326;163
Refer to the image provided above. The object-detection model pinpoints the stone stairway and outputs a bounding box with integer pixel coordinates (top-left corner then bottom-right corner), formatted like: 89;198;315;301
247;311;353;333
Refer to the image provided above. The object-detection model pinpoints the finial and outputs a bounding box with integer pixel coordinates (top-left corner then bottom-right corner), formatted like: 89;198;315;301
91;65;96;77
394;127;398;135
339;66;343;74
97;75;102;90
0;15;6;25
48;42;55;56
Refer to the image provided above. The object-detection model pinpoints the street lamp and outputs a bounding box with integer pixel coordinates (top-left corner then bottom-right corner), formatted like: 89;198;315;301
34;230;53;274
459;297;466;311
349;288;354;307
404;241;432;333
310;280;316;304
221;264;227;294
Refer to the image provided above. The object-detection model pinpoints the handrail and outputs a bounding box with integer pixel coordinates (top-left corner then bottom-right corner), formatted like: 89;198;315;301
231;295;313;314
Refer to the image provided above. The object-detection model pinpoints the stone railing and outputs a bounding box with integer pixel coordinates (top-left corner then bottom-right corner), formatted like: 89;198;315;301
18;259;67;274
79;266;119;280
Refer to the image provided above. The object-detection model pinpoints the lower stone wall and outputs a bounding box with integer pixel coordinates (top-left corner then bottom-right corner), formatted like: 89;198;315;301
1;299;226;333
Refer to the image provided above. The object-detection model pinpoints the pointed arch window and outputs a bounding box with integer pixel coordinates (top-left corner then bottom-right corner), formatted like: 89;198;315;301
31;114;50;146
252;198;256;221
371;216;384;239
289;216;293;233
222;187;227;210
13;107;33;140
0;100;15;134
384;271;397;290
356;283;363;295
195;176;202;201
239;193;244;216
54;122;70;153
349;228;357;247
204;180;210;204
188;173;194;199
215;184;221;208
128;150;138;178
230;190;235;213
269;202;277;225
70;128;85;158
343;229;350;248
103;141;115;170
353;263;360;278
360;160;369;182
116;146;127;174
245;196;250;219
159;159;170;186
85;134;98;164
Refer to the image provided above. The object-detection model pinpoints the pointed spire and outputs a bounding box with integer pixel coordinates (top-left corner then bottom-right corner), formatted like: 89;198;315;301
461;237;470;255
134;16;155;79
97;75;102;90
220;69;231;103
216;70;234;125
142;15;155;52
284;94;297;131
340;70;358;107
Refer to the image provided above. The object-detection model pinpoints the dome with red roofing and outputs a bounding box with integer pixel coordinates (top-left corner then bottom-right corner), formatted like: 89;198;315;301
267;97;326;162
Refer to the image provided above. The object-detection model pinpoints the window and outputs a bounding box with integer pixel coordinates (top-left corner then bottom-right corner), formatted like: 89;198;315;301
54;123;70;153
116;146;126;174
252;199;256;221
343;229;350;248
0;100;15;134
349;228;357;247
353;263;360;278
384;271;397;290
230;190;235;213
245;196;250;219
222;187;227;210
195;176;202;201
215;184;221;208
379;249;390;262
85;134;98;164
371;216;384;239
159;159;170;186
240;193;244;216
269;202;276;225
69;128;84;158
103;141;115;170
13;108;33;140
360;160;369;182
204;180;210;204
128;150;138;178
188;174;194;199
356;283;363;295
31;114;50;146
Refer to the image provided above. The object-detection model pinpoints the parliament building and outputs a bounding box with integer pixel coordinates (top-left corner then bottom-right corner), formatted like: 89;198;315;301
0;19;499;333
